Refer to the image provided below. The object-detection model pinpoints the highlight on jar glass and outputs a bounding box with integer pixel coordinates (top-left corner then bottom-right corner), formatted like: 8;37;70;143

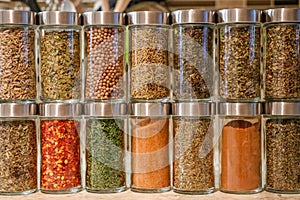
0;10;36;102
84;102;127;193
0;103;37;195
172;102;216;194
217;9;262;102
128;11;170;102
171;9;215;101
263;8;300;101
219;102;262;194
37;11;81;102
130;103;171;192
264;102;300;194
82;12;126;102
39;103;82;194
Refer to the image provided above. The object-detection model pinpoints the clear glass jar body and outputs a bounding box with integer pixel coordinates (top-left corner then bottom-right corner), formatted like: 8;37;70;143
129;25;170;102
219;116;262;194
0;25;36;102
0;117;37;195
84;25;126;102
172;23;215;101
218;23;261;102
40;117;82;194
173;116;215;194
264;115;300;194
38;25;81;102
263;23;300;101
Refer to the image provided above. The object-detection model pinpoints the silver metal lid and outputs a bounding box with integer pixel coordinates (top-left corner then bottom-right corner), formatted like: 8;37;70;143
217;8;261;23
82;11;125;25
0;10;35;25
172;102;215;116
172;9;215;24
264;8;300;23
218;102;261;116
130;103;170;116
127;11;169;25
84;102;127;116
40;103;82;117
265;102;300;115
37;11;80;25
0;103;37;117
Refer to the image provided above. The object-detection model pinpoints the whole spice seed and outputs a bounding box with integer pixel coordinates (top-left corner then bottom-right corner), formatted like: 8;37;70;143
265;24;300;99
173;118;214;193
41;120;81;191
0;120;37;193
219;25;260;100
0;27;36;101
85;27;125;100
40;30;81;101
86;119;126;191
265;118;300;192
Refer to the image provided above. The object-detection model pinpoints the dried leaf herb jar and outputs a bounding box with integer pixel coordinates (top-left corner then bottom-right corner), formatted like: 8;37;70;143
172;102;216;194
128;11;170;102
171;10;215;101
130;103;171;192
37;11;81;102
0;10;36;102
84;102;127;193
82;12;126;102
217;9;261;102
263;8;300;100
0;103;37;195
39;103;82;194
219;102;262;194
264;102;300;194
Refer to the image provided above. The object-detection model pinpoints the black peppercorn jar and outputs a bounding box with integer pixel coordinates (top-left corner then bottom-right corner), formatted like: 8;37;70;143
82;12;126;102
171;10;215;101
84;102;127;193
217;9;262;102
128;11;170;102
0;103;37;195
264;102;300;194
0;10;37;102
172;102;216;194
263;8;300;101
37;11;82;102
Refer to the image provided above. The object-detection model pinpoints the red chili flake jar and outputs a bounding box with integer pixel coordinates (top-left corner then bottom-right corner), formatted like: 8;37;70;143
40;103;82;194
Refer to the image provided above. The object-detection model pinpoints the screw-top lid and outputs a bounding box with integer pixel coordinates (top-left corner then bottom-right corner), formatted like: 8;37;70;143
218;102;261;116
0;103;37;117
37;11;80;25
172;102;215;116
84;102;127;116
130;102;170;116
0;10;35;25
82;11;125;25
172;9;215;24
265;102;300;115
264;8;300;23
127;11;169;25
217;8;261;23
40;103;82;117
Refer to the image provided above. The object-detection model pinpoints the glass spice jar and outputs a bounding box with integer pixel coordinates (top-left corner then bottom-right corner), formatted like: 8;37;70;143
37;11;81;102
219;102;262;194
0;103;37;195
263;8;300;101
128;11;170;102
172;102;216;194
264;102;300;194
0;10;36;102
84;102;127;193
39;103;82;194
130;103;171;193
82;12;126;102
217;9;261;102
171;9;215;101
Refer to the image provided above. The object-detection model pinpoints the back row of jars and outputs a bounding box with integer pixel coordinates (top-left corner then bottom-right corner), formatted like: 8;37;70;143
0;8;298;102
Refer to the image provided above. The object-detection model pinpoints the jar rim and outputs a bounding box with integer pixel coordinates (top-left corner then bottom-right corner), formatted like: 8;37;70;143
0;103;37;117
217;8;262;23
171;9;215;24
82;11;125;25
265;102;300;115
84;102;127;116
0;10;35;25
39;103;82;117
130;102;170;116
218;102;262;116
172;102;215;116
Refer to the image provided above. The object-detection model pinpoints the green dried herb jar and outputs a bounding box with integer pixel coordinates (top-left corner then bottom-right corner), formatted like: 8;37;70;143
37;11;81;102
84;102;127;193
264;102;300;194
172;102;216;194
0;103;37;195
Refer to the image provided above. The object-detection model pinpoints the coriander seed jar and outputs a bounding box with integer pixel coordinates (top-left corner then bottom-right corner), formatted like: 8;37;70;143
82;12;126;102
